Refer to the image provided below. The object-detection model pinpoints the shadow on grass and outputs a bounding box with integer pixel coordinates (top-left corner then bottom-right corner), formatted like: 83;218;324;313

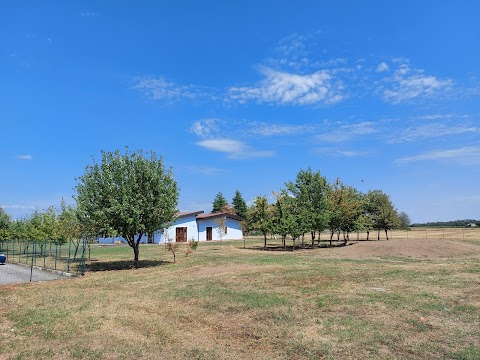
86;259;170;272
247;242;356;251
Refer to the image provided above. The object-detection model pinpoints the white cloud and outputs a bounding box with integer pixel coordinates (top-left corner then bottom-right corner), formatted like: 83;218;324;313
228;66;344;106
389;123;479;143
186;166;225;176
190;119;219;138
248;122;316;136
316;121;378;143
396;146;480;164
133;76;216;102
376;62;390;72
417;114;456;120
80;12;99;17
316;147;368;157
196;138;275;159
381;64;453;103
16;155;32;160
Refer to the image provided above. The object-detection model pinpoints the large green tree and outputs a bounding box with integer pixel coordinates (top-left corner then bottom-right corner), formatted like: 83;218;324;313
232;190;247;219
75;148;179;268
212;192;228;213
285;168;330;245
327;179;362;245
365;190;400;240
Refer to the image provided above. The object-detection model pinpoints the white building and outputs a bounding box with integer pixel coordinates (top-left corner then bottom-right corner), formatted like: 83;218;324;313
98;210;244;244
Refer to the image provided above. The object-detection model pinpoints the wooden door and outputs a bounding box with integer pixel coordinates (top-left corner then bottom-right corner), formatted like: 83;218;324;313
176;227;187;242
206;227;212;241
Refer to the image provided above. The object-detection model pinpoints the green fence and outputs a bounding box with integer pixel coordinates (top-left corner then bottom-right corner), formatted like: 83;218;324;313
0;239;87;282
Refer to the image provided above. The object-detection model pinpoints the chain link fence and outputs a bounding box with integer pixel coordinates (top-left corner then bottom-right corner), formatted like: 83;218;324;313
0;239;87;283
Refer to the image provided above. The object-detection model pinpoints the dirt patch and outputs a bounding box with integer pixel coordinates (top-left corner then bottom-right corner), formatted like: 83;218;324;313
325;238;480;259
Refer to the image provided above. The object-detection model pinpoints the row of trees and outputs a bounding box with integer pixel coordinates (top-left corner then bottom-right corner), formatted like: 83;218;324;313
245;168;407;248
0;200;88;259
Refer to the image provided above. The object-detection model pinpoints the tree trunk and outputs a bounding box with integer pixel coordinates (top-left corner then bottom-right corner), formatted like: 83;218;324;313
263;233;267;249
133;242;140;268
330;231;334;247
385;229;389;240
367;231;370;241
377;230;380;241
292;238;295;251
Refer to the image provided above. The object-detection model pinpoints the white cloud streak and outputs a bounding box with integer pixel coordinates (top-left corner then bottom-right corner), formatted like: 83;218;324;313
396;146;480;164
186;166;225;176
248;122;316;137
196;139;275;159
389;123;479;143
16;155;32;160
133;76;217;102
316;121;378;143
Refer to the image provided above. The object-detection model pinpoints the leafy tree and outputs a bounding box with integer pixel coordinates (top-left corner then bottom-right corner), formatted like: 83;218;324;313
327;179;362;245
272;191;306;250
398;211;411;230
75;148;179;268
355;193;375;240
285;168;330;245
232;190;247;219
0;207;11;241
247;195;273;248
365;190;399;240
212;192;228;213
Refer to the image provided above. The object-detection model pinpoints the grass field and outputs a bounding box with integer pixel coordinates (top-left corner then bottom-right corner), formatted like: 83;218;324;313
0;229;479;359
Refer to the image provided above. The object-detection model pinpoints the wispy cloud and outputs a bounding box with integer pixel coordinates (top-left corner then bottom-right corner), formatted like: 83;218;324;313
376;62;390;73
80;12;99;17
417;114;456;121
389;123;479;143
380;63;453;103
316;121;379;143
133;76;217;103
196;138;274;159
186;166;225;176
396;146;480;164
16;155;32;160
190;119;219;138
228;66;344;106
248;122;316;136
315;147;368;157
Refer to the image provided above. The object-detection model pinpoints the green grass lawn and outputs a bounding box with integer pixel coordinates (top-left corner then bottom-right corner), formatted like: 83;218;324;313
1;236;479;359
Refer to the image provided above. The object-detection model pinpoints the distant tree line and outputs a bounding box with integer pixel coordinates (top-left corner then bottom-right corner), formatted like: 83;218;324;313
411;219;480;228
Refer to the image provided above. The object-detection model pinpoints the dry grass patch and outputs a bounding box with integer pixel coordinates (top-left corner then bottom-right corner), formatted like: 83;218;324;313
0;232;479;359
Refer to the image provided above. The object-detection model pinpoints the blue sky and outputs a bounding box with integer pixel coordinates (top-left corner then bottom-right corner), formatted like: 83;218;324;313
1;1;479;223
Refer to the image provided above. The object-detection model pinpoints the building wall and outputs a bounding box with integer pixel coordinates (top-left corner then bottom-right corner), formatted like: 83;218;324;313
158;214;199;243
97;231;162;245
97;215;243;244
197;217;243;241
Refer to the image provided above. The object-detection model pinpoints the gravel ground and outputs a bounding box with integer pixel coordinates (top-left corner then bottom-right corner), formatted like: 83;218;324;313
0;262;70;284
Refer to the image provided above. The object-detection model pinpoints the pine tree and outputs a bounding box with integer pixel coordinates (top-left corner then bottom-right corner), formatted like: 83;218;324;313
232;190;247;219
212;192;228;213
